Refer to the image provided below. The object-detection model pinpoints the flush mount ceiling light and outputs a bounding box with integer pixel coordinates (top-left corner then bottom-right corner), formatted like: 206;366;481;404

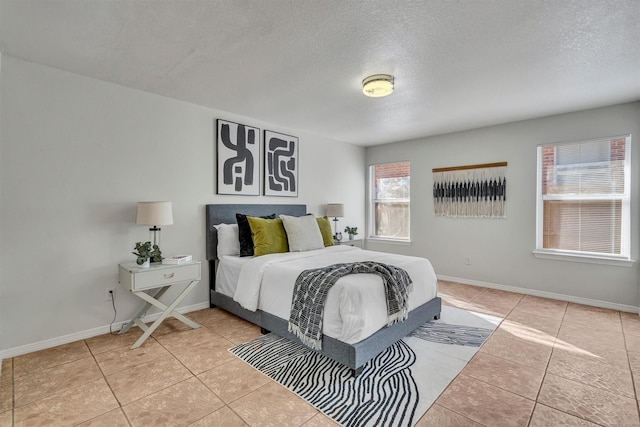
362;74;394;97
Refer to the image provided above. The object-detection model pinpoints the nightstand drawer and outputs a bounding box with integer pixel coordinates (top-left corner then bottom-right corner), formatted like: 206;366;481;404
119;262;201;292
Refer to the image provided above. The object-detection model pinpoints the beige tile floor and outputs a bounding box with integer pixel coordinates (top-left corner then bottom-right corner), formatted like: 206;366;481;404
2;281;640;426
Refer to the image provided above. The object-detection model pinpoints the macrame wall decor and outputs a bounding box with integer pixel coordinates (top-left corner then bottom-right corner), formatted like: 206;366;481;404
432;162;507;218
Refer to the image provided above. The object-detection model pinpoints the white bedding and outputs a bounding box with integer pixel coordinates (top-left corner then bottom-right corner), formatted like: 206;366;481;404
216;246;438;344
215;255;251;297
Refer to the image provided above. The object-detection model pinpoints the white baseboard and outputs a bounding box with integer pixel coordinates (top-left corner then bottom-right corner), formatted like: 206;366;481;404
437;275;639;314
3;277;638;366
0;301;210;361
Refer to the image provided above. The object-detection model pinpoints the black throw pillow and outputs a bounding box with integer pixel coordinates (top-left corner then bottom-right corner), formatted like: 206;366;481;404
236;213;276;257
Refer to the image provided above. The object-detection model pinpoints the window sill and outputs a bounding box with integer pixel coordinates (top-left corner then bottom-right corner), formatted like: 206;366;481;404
532;250;635;267
367;237;411;245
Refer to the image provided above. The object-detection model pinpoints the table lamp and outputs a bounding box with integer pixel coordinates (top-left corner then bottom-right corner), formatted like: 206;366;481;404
136;201;173;248
326;203;344;240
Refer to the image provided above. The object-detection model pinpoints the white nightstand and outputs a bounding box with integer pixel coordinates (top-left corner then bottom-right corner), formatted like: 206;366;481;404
335;239;363;248
118;261;202;349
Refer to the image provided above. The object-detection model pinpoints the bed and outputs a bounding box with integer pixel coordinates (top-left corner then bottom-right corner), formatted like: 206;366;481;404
205;203;442;375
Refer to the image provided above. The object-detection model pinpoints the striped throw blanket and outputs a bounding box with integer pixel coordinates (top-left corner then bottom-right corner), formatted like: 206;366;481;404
288;261;413;350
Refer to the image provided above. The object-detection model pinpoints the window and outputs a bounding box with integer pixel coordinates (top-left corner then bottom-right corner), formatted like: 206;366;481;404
535;135;631;262
369;161;410;240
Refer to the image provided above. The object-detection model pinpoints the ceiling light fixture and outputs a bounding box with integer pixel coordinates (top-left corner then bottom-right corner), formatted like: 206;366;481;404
362;74;394;97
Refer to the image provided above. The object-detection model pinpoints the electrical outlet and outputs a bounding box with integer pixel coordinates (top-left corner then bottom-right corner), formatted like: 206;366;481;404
105;288;115;301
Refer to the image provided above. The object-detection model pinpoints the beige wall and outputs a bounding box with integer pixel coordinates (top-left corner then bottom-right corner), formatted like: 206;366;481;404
366;102;640;310
0;55;365;355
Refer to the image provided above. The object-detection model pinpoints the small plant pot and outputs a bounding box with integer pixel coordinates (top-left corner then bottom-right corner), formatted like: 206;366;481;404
140;259;150;268
349;234;355;240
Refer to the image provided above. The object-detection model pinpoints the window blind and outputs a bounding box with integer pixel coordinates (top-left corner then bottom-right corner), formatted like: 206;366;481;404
537;136;630;258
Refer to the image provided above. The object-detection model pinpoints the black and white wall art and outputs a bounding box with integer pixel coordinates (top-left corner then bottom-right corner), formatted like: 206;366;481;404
432;162;507;218
264;130;298;197
216;120;260;195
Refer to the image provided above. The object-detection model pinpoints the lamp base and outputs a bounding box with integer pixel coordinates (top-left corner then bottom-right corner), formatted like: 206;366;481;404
149;226;162;248
148;227;164;262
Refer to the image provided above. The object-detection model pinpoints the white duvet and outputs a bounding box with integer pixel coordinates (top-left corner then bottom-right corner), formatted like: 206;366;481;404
221;245;438;344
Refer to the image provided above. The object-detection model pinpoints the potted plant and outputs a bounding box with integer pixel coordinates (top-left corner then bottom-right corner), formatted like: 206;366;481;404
132;241;162;267
344;226;358;240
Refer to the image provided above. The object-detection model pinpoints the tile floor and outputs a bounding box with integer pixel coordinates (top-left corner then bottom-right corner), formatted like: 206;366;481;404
2;281;640;426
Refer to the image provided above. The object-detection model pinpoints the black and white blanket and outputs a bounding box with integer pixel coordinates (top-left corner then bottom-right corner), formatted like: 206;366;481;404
288;261;413;350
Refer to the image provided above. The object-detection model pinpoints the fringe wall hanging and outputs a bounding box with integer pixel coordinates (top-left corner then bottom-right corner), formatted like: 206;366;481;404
432;162;507;218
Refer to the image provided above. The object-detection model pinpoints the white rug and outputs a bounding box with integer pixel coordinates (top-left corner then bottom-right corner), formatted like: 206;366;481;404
230;306;502;427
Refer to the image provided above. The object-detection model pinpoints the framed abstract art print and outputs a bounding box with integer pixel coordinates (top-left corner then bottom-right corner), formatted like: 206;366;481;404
216;119;260;195
264;130;298;197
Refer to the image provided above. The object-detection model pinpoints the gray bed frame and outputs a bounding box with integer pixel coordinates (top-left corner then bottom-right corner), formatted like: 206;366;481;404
205;203;442;376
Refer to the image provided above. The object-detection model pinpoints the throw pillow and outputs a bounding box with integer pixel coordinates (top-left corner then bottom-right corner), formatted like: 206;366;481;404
316;216;335;247
280;214;325;252
214;223;240;256
247;217;289;256
236;212;276;256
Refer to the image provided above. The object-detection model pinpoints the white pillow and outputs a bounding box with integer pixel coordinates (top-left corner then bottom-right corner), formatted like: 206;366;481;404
280;214;324;252
215;223;240;256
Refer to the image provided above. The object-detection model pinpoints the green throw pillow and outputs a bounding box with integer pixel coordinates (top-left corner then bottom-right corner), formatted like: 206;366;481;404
316;216;335;247
247;216;289;256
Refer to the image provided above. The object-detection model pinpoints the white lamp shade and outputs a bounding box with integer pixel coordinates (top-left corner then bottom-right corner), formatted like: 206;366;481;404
326;203;344;217
136;201;173;226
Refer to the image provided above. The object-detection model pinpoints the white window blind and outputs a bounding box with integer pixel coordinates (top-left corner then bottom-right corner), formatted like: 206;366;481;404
536;135;630;260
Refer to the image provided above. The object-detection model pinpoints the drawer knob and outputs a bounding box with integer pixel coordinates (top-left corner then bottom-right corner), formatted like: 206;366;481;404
163;273;175;279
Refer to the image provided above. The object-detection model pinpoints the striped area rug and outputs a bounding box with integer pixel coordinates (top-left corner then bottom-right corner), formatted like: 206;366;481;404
230;306;502;427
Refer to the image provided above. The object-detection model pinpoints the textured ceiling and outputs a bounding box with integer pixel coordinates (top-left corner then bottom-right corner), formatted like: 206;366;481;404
1;0;639;146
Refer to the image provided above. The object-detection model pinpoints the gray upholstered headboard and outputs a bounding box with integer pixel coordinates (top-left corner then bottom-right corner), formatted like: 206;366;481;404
205;203;307;261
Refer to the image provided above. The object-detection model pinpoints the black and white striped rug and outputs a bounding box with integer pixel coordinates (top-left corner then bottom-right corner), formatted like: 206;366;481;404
230;306;501;427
